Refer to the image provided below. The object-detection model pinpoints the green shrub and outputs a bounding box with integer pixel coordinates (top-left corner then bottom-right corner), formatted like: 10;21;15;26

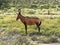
37;36;59;43
27;10;36;14
55;31;60;37
48;36;58;43
30;4;38;8
58;38;60;43
40;4;49;9
50;5;56;8
58;5;60;8
31;36;38;41
38;36;49;43
30;44;36;45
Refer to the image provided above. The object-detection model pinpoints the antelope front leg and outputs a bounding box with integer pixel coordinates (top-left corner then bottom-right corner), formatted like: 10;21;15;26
36;24;40;34
38;26;40;33
25;24;27;35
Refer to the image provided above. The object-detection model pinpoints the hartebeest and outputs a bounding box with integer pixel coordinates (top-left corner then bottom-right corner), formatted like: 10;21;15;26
16;9;42;35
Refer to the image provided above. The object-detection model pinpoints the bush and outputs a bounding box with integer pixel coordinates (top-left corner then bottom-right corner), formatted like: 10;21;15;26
31;36;38;41
40;4;49;9
0;0;11;9
30;4;38;9
37;36;58;43
58;5;60;8
27;10;36;14
48;36;58;43
38;36;50;43
50;5;56;8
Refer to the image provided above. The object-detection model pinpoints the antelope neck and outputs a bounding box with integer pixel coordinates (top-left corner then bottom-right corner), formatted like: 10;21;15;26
19;13;25;22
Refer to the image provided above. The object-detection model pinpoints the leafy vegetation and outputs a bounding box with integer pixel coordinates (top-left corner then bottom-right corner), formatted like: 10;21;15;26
0;0;60;9
0;0;60;45
0;14;60;45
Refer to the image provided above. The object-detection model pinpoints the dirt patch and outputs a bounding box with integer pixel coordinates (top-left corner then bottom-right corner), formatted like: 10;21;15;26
38;43;60;45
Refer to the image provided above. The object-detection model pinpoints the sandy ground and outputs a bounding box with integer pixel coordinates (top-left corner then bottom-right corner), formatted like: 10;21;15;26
38;43;60;45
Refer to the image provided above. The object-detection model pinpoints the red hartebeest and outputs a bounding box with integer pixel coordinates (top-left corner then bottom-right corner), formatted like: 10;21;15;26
16;9;42;35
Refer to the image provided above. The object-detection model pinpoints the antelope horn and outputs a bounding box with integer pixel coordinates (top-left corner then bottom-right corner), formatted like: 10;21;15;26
18;9;21;12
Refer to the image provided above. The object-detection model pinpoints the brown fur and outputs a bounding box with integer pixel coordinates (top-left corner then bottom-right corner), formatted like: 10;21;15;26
16;9;42;35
